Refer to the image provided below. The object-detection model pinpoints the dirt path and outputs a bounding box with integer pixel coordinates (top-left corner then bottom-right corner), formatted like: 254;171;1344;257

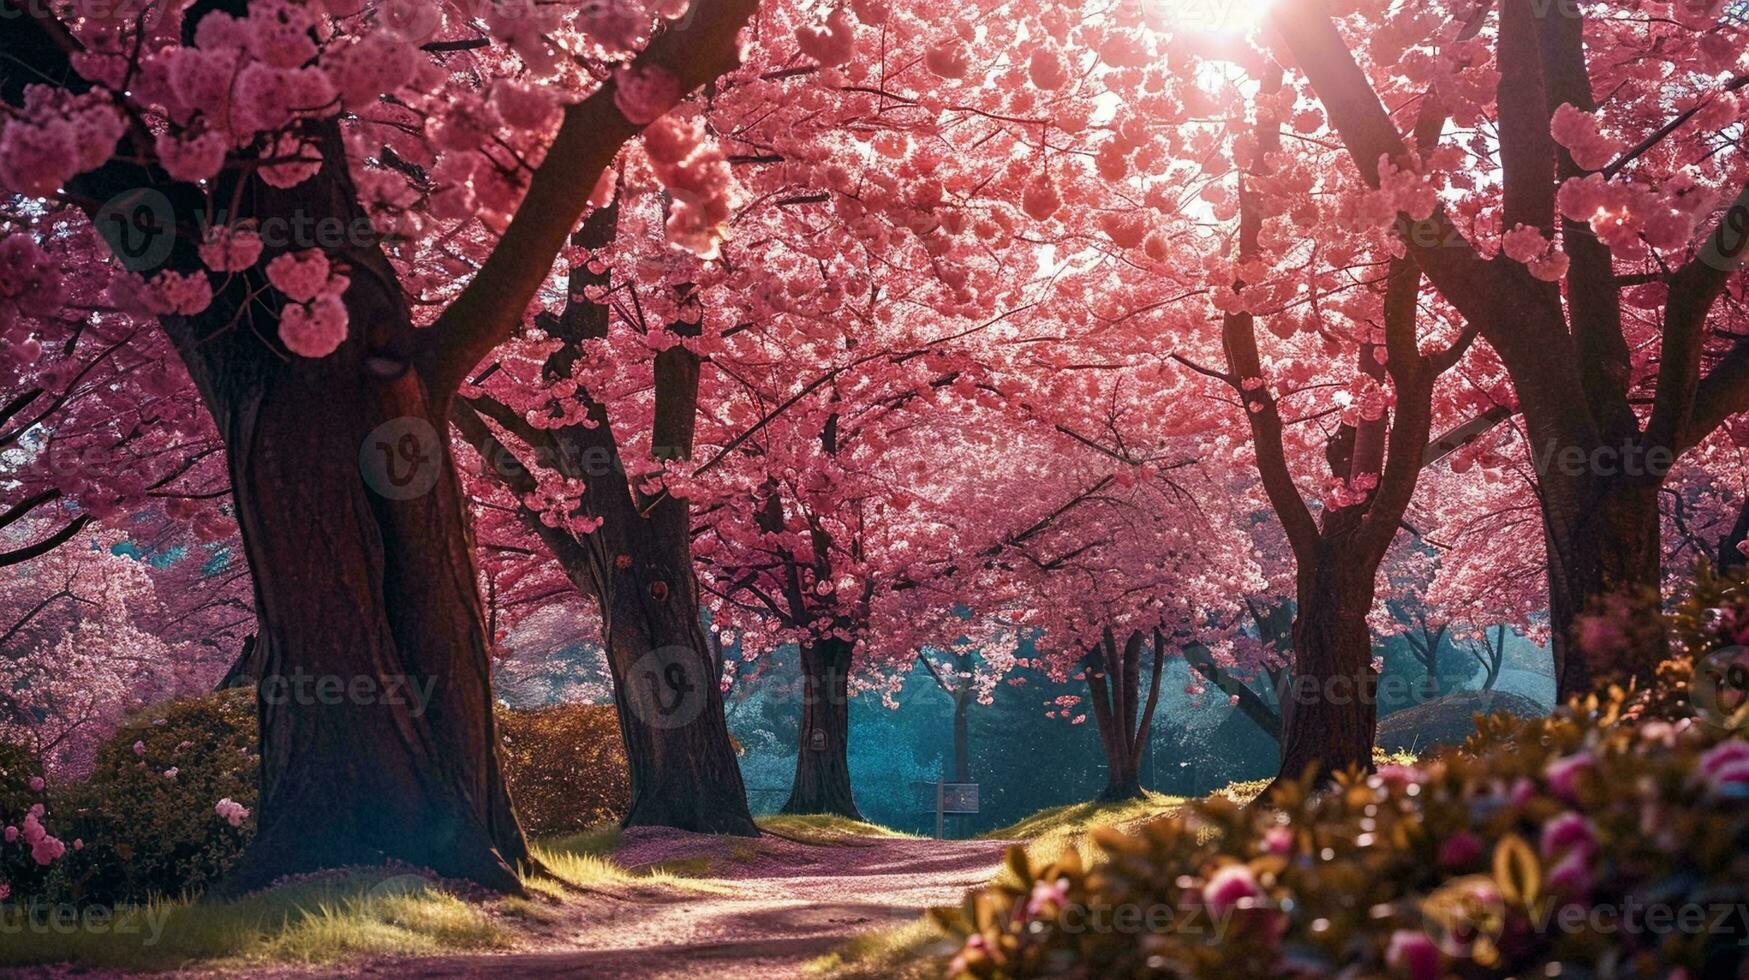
363;831;1009;979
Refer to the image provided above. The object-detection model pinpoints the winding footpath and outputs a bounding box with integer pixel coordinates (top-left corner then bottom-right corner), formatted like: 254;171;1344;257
364;830;1007;979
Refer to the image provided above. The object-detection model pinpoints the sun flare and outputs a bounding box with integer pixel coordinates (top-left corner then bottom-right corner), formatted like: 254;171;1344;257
1139;0;1277;37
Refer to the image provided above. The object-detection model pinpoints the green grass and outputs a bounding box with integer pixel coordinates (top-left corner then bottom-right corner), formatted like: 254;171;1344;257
979;790;1188;882
528;822;737;893
0;822;755;971
806;918;960;980
0;868;511;971
758;813;920;845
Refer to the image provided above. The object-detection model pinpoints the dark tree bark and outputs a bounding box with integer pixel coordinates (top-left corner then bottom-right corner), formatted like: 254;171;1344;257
782;636;861;818
455;375;758;836
1543;482;1664;693
594;516;756;835
455;199;755;837
1277;532;1380;786
1402;615;1453;702
1269;0;1749;701
917;649;976;784
1721;497;1749;574
951;690;972;783
1467;625;1508;692
215;634;262;692
1082;629;1167;801
224;368;529;893
2;0;761;888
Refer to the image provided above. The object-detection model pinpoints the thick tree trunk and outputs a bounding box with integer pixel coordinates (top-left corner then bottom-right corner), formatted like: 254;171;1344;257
1542;477;1662;699
782;637;860;818
64;58;534;892
455;197;754;837
596;528;757;835
1276;548;1377;789
219;369;528;894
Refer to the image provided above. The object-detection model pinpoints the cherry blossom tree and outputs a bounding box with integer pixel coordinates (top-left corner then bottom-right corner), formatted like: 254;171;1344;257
1262;0;1749;697
1;0;759;889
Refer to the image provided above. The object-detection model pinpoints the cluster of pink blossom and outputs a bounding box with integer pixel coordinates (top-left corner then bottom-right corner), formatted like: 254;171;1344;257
0;235;66;342
4;805;66;867
266;249;352;357
214;797;250;828
0;88;124;197
642;115;740;260
1500;224;1571;283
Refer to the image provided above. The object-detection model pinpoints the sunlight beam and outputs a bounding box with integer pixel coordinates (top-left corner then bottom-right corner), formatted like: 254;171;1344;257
1140;0;1277;37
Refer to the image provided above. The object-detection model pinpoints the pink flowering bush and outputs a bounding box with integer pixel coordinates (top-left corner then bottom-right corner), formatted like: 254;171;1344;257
49;689;257;905
9;692;630;904
0;740;63;903
941;573;1749;978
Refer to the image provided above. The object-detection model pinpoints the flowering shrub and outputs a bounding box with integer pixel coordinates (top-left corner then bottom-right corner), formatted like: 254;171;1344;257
0;740;60;902
496;703;630;838
53;688;258;904
942;574;1749;978
3;693;628;902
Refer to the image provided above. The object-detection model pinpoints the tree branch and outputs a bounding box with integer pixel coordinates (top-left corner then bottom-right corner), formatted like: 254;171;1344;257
421;0;760;393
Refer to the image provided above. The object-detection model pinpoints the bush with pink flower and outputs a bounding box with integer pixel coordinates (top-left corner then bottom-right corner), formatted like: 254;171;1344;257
940;570;1749;977
3;691;629;906
0;739;65;904
49;688;258;905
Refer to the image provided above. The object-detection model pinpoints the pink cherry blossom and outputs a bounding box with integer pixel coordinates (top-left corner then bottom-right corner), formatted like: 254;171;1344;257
1202;863;1264;916
1384;929;1439;980
150;271;213;316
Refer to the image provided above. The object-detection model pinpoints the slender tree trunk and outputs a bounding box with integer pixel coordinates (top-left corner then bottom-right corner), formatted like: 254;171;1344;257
782;636;860;818
1721;497;1749;574
1083;631;1164;801
951;693;971;782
